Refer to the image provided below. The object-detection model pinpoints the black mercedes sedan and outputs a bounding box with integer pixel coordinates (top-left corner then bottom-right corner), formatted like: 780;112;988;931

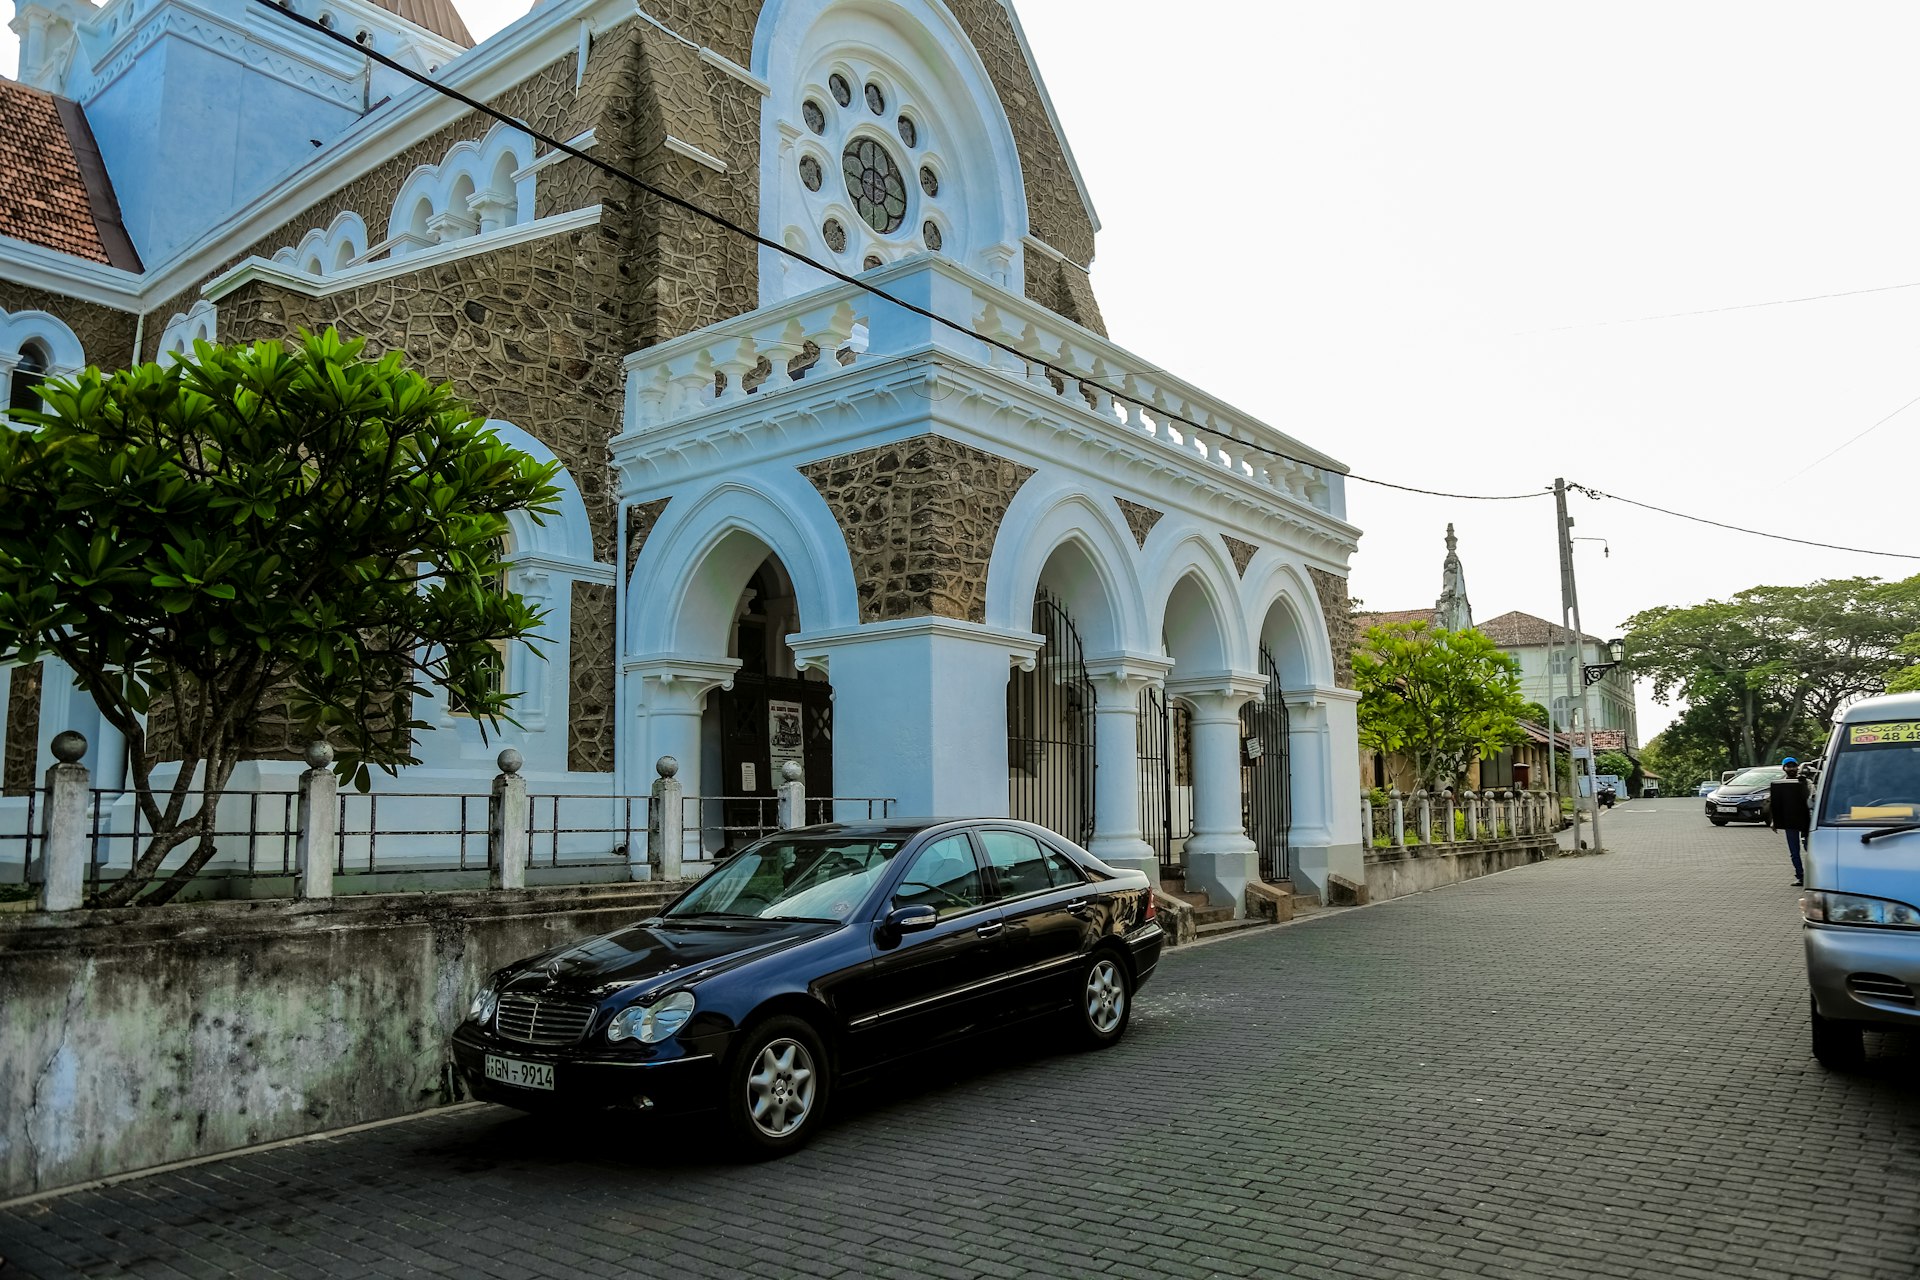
449;818;1164;1156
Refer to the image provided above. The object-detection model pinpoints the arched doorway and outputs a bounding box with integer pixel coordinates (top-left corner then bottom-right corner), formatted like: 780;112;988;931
1006;587;1094;843
712;555;833;837
1241;643;1291;881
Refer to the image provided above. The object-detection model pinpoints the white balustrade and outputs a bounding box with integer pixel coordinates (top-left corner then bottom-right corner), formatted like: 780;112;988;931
618;259;1344;517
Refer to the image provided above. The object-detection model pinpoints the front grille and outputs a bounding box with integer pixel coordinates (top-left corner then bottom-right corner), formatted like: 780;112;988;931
494;994;597;1044
1847;974;1917;1006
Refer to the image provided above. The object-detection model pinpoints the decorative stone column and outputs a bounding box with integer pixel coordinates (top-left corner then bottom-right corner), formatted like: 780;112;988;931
630;657;740;866
1166;672;1268;915
1084;653;1173;884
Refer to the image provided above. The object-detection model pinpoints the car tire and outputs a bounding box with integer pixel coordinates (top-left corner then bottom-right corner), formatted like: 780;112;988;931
1810;1000;1865;1071
722;1015;831;1158
1069;950;1133;1050
1709;816;1728;826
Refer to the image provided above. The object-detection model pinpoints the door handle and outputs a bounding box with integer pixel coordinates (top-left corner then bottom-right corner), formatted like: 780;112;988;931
1066;899;1097;916
975;921;1004;938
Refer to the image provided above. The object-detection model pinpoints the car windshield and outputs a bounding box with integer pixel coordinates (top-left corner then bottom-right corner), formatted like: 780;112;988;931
663;837;905;923
1819;722;1920;826
1728;768;1784;788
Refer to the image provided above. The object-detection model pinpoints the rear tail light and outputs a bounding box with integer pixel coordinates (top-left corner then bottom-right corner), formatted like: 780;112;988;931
1143;893;1156;922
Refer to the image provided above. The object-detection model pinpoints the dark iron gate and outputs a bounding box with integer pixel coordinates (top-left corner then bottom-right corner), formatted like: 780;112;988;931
1240;643;1292;882
1008;589;1095;844
1138;683;1172;872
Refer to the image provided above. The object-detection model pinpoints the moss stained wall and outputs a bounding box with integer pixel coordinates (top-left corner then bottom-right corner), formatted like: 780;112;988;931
0;883;685;1199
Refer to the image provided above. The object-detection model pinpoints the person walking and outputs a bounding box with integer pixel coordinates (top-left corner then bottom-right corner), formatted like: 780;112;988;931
1769;757;1813;887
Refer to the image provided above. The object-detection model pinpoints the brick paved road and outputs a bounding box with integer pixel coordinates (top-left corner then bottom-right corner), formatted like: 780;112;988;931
3;800;1916;1279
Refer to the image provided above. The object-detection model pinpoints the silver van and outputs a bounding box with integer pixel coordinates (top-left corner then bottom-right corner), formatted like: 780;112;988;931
1801;691;1920;1068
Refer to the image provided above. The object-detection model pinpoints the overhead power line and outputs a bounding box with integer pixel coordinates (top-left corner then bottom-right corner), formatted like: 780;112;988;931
1566;483;1920;562
249;0;1553;508
1531;280;1920;334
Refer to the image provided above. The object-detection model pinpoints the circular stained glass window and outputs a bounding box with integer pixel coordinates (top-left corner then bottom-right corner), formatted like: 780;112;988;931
864;254;883;271
799;155;822;192
919;165;939;198
923;221;942;252
842;138;908;234
823;219;846;254
829;73;852;107
897;115;917;147
803;100;826;134
864;82;885;115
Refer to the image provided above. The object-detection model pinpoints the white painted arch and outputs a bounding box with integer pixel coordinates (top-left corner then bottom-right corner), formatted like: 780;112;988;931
1243;555;1335;690
983;479;1147;656
0;308;85;374
1141;525;1253;675
627;472;861;657
482;419;598;569
753;0;1029;301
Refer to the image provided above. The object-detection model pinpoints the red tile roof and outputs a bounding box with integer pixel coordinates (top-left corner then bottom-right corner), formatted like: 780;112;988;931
372;0;474;47
1476;609;1607;650
0;80;140;269
1352;608;1432;633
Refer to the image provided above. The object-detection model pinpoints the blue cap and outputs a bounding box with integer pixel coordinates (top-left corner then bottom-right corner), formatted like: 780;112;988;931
1782;757;1798;765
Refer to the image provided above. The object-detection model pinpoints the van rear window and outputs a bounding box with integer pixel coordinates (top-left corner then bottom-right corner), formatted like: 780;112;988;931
1819;723;1920;824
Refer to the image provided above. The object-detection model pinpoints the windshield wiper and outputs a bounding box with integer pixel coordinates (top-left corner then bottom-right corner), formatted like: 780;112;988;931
1862;823;1920;844
766;915;839;924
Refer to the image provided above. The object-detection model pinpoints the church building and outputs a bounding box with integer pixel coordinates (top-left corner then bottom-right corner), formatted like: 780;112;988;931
0;0;1365;913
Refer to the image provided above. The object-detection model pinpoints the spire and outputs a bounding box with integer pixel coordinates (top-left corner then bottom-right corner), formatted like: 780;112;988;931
1434;523;1473;632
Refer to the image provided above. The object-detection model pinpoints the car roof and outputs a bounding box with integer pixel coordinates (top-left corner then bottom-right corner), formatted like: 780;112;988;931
766;817;1059;839
1839;691;1920;724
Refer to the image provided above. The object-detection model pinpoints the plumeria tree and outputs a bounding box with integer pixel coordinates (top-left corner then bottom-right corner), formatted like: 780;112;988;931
1355;621;1529;792
0;329;560;906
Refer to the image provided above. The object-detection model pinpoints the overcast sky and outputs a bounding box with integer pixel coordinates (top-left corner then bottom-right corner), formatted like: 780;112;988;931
12;2;1920;744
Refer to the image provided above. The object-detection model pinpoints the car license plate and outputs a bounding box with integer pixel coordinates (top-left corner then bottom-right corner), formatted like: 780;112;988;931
1718;804;1739;813
484;1054;554;1091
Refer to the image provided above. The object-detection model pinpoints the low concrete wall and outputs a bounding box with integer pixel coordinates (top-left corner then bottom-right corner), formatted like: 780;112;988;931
0;882;682;1200
1364;836;1560;903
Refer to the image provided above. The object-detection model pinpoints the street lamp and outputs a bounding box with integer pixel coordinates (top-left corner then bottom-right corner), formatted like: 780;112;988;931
1583;637;1626;687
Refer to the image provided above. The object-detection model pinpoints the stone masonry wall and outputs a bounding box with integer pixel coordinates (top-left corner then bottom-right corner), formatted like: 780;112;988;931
799;435;1034;623
1310;566;1357;690
0;283;137;372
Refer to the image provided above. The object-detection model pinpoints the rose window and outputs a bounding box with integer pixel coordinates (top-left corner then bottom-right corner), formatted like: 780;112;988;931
792;67;948;262
843;139;907;234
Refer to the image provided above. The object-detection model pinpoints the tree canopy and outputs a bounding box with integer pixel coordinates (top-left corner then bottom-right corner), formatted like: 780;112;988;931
0;329;560;905
1623;576;1920;772
1354;621;1529;791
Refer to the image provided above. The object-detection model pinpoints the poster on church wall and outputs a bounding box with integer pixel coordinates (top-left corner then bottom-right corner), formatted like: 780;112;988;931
769;699;805;780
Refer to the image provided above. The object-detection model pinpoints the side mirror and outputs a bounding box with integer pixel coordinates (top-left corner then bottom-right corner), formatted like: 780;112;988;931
878;904;938;942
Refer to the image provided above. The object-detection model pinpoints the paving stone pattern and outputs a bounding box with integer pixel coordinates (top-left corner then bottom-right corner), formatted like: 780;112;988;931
2;800;1914;1279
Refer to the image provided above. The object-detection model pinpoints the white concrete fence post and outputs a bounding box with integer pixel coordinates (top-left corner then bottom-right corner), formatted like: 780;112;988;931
35;730;89;912
1464;789;1480;841
1415;789;1432;845
1361;793;1374;847
295;740;337;900
648;755;683;882
1389;788;1405;848
776;760;807;830
489;749;529;891
1504;789;1519;839
1443;790;1457;845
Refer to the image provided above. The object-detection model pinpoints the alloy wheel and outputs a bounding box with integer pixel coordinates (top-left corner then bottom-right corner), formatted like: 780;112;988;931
1085;957;1126;1035
746;1037;817;1137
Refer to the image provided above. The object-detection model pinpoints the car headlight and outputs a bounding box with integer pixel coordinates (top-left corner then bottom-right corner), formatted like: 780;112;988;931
606;990;698;1043
468;981;499;1025
1802;891;1920;928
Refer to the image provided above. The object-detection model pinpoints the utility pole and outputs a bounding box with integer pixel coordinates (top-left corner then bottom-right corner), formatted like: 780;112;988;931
1553;478;1604;852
